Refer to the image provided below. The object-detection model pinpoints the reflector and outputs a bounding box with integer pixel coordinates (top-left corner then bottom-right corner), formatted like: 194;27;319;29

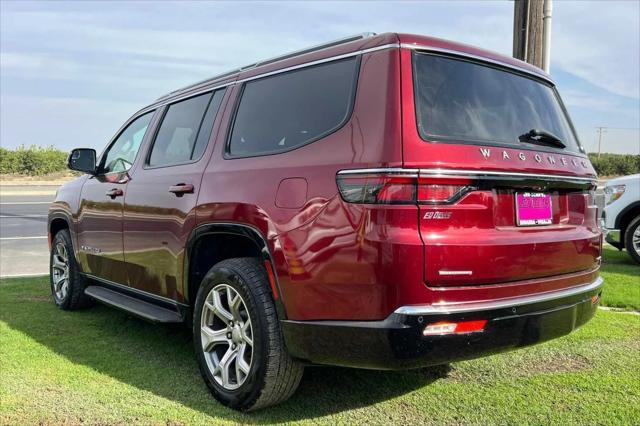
423;319;487;336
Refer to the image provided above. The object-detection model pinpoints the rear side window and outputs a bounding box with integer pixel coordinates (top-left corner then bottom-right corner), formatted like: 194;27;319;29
413;53;581;153
228;57;359;157
148;89;225;167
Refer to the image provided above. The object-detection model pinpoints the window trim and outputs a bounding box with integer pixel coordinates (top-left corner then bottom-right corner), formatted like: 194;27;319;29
223;55;362;160
96;109;157;176
410;51;587;157
143;89;225;170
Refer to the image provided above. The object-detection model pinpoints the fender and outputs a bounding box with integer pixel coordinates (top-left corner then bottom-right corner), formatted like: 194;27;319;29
184;222;288;320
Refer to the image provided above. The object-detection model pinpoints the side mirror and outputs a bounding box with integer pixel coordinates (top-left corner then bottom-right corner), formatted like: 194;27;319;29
68;148;97;174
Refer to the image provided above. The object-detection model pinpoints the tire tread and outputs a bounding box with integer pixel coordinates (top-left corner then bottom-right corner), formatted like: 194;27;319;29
195;257;303;411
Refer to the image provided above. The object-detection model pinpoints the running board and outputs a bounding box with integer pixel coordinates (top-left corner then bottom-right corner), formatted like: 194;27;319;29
84;286;184;323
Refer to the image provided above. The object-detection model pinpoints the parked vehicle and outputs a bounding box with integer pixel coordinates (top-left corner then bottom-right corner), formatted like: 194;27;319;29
49;32;603;410
602;174;640;264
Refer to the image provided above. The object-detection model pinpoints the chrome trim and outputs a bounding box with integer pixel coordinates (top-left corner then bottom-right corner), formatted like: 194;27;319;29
394;276;603;315
157;32;377;101
245;32;377;70
138;43;399;115
438;270;473;276
338;168;417;176
337;168;597;183
400;43;554;85
236;43;399;84
135;82;233;117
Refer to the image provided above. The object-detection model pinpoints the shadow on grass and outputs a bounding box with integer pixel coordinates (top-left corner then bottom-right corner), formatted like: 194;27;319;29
602;244;639;266
0;280;447;423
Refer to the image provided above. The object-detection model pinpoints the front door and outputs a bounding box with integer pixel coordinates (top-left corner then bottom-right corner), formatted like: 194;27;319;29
123;89;226;301
76;111;155;284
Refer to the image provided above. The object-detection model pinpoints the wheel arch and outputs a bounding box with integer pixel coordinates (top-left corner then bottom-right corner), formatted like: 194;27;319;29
184;223;287;319
48;213;72;248
615;201;640;248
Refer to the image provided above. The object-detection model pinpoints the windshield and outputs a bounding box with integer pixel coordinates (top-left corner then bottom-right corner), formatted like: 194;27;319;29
413;52;582;153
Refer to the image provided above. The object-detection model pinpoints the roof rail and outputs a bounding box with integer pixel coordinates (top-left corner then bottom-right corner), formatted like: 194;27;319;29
155;32;376;102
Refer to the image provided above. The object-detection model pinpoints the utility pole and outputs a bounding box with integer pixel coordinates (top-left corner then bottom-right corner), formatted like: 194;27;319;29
596;127;607;158
513;0;553;72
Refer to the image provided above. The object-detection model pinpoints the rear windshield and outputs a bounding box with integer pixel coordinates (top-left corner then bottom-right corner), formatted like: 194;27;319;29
413;53;582;153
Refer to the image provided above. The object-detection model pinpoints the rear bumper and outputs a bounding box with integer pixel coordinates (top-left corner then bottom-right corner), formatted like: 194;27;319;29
605;229;622;249
282;276;603;369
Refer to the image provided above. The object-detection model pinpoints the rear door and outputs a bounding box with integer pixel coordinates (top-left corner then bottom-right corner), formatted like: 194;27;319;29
123;89;226;301
401;49;600;287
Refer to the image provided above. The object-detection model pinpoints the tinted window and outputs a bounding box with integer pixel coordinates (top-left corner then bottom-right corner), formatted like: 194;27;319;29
102;111;153;174
192;89;225;160
228;57;359;157
148;89;224;167
413;53;581;153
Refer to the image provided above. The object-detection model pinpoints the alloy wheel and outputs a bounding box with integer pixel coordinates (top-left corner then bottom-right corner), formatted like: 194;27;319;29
200;284;254;390
633;226;640;255
51;242;70;301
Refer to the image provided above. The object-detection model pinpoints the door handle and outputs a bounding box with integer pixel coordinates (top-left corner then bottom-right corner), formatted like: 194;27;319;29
169;183;194;196
106;188;124;199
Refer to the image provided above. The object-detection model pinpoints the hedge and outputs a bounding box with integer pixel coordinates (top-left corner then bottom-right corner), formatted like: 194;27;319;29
588;153;640;177
0;145;68;176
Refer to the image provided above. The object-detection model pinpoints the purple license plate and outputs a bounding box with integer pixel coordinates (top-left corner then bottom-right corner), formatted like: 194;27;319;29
515;192;552;226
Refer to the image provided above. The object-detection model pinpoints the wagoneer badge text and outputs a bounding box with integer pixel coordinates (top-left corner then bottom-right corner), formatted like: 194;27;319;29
480;148;589;169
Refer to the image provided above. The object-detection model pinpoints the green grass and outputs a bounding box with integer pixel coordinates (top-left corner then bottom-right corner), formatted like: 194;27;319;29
600;245;640;311
1;250;638;424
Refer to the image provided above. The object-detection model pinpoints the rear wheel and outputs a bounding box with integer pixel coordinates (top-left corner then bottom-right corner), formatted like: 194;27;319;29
624;216;640;264
193;257;304;411
50;229;93;310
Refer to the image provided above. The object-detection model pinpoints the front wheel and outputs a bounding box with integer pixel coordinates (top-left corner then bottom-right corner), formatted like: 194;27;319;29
193;258;304;411
50;229;93;310
624;216;640;264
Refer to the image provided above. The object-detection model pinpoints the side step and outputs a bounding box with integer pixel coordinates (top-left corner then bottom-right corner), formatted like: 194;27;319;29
84;286;183;323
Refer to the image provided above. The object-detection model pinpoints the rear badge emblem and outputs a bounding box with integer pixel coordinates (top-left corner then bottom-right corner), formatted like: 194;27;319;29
479;148;588;169
423;211;452;220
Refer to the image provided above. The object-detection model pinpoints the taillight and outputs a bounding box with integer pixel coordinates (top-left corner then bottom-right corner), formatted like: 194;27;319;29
417;177;473;204
337;171;473;205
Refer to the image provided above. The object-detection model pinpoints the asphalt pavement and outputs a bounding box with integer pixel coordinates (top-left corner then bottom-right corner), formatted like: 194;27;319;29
0;187;56;277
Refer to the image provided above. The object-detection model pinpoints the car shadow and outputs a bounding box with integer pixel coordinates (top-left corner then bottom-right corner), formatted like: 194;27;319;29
0;282;449;423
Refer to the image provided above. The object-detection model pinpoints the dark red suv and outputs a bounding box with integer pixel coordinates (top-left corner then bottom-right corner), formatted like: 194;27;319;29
49;32;603;410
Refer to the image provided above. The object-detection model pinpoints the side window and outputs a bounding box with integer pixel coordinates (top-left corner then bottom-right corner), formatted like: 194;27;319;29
101;111;154;174
148;89;225;168
228;57;359;157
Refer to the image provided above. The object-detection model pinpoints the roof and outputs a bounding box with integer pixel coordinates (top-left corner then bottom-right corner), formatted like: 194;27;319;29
151;32;552;107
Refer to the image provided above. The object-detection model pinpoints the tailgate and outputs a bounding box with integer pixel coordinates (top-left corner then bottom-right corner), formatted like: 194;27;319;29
419;171;601;287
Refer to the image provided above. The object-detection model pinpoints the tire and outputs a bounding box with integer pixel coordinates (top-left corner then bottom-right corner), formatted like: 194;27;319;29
49;229;93;310
193;257;304;411
624;216;640;265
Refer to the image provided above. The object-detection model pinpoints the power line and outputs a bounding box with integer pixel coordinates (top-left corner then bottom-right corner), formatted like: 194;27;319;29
593;126;640;156
595;127;640;131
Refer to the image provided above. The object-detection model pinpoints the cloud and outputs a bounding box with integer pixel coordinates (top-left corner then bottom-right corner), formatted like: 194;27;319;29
553;1;640;99
1;1;638;154
0;95;141;150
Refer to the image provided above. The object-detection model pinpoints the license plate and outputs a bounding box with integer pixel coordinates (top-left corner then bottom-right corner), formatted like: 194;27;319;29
515;192;552;226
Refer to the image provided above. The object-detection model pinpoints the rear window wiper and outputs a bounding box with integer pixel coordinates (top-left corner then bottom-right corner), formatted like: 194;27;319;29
519;129;566;149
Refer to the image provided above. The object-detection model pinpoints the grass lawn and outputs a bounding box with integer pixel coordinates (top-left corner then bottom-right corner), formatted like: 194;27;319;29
1;250;638;425
600;245;640;311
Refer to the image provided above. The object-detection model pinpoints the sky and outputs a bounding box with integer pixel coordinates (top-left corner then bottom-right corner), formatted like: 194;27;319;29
1;0;639;155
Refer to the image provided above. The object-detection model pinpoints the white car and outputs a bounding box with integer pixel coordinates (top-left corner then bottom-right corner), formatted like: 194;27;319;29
602;173;640;264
